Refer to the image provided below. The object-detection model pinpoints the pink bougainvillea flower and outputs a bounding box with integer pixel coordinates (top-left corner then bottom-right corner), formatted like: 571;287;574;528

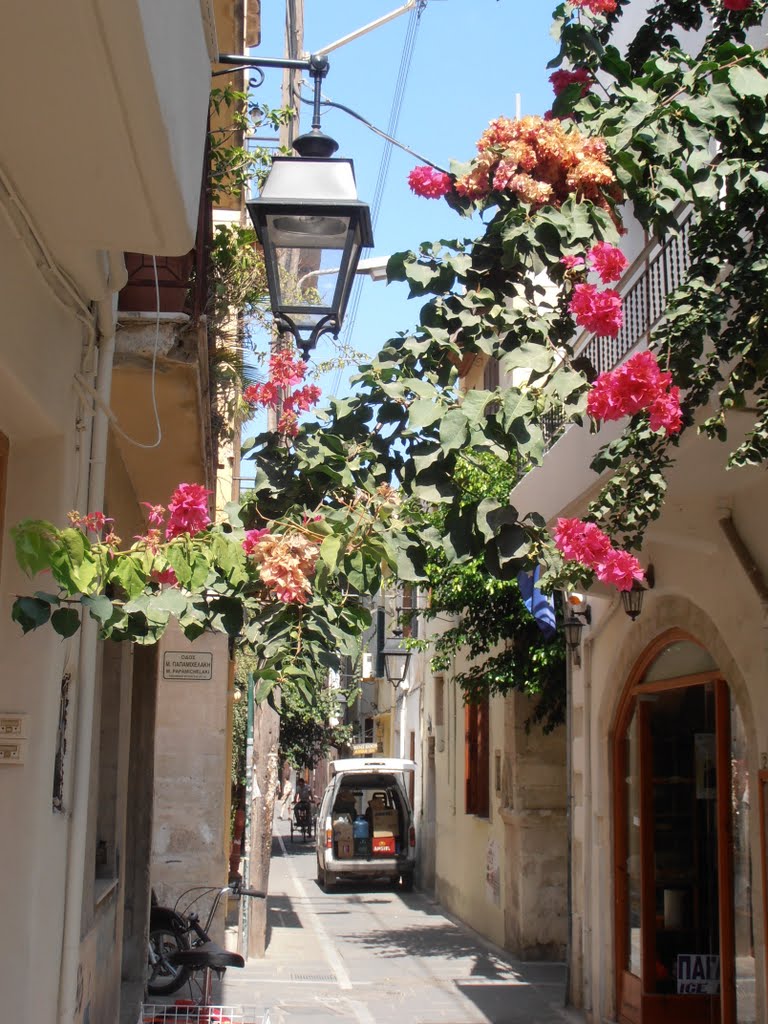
561;254;586;270
570;0;617;12
587;241;628;283
141;502;166;527
165;483;211;540
103;529;121;552
151;567;178;587
587;350;673;422
649;385;683;435
242;528;270;556
81;511;113;534
549;67;592;97
569;282;623;337
269;351;307;390
244;381;279;408
283;384;322;415
554;517;612;565
723;0;752;9
595;548;645;591
407;165;453;199
134;528;162;553
555;517;645;593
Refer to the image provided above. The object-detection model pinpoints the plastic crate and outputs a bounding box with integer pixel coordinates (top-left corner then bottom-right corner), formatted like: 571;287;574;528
140;1004;269;1024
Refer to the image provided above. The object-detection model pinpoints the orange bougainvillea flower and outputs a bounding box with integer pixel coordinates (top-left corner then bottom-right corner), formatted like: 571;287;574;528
454;115;618;211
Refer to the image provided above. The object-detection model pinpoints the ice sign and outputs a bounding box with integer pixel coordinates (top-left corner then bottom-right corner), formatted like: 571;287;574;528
162;651;213;680
676;954;720;995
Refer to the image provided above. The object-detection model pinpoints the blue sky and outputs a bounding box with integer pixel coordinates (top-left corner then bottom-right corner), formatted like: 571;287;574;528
244;1;556;441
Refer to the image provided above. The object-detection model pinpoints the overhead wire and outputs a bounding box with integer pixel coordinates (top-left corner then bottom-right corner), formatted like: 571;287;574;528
315;1;428;398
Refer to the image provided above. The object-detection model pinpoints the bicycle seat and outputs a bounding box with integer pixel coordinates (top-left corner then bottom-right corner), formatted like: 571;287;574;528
168;941;245;971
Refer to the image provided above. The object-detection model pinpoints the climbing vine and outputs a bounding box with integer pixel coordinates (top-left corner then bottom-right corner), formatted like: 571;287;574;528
11;1;768;710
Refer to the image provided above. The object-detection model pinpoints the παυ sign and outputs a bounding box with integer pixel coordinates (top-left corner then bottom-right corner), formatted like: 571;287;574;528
162;651;213;680
676;954;720;995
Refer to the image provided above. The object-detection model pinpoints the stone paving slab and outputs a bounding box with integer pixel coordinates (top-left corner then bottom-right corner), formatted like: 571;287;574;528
217;818;581;1024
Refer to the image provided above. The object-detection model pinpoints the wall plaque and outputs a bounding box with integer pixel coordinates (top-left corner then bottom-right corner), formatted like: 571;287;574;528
162;651;213;680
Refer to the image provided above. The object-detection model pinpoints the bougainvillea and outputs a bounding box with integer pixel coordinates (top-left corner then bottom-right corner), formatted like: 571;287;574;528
165;483;212;540
549;67;592;97
570;0;617;12
407;165;452;199
244;349;321;438
569;282;623;337
453;115;617;210
587;350;682;435
11;0;768;713
587;242;627;284
242;529;320;604
554;517;644;591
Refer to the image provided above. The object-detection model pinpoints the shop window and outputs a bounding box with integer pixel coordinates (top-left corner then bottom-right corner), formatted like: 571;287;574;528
465;696;489;817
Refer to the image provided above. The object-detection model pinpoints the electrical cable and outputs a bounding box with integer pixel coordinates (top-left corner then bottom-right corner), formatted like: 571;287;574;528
298;94;447;176
307;2;430;397
332;2;425;395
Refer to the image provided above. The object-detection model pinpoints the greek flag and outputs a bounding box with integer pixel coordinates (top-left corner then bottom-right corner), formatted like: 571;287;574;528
516;565;557;641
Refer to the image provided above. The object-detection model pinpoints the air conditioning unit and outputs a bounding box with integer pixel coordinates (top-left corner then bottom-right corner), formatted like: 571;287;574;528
361;653;374;681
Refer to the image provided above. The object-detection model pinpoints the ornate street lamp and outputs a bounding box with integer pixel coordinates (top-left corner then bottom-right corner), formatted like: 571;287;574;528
382;631;412;691
563;606;591;665
621;564;655;621
241;54;374;357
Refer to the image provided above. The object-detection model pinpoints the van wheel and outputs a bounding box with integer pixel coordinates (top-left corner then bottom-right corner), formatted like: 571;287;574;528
323;870;336;891
399;872;414;892
317;863;325;887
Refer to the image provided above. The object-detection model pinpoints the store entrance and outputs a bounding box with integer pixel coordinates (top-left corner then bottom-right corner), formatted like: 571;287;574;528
614;635;745;1024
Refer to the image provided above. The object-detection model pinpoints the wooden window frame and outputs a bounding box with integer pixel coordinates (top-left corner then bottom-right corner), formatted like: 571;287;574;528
465;696;489;817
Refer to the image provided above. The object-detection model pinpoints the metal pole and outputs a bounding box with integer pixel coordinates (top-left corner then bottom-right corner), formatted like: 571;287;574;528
217;53;314;71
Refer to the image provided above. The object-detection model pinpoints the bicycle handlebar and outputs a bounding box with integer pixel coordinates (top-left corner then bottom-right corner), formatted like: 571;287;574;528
238;887;267;899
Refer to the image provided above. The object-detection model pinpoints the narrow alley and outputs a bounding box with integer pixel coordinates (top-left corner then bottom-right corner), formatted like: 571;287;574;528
218;818;576;1024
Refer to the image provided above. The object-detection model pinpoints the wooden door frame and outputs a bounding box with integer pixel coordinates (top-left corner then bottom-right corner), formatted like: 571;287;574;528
612;628;736;1024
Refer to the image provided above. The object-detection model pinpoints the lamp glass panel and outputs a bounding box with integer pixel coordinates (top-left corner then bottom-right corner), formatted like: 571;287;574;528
272;245;346;315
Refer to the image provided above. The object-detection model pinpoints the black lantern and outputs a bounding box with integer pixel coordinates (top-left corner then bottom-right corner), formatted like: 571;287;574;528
563;605;591;664
621;565;655;621
382;632;412;691
246;141;373;357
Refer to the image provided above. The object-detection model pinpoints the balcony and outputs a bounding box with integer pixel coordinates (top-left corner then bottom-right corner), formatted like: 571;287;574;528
510;214;693;515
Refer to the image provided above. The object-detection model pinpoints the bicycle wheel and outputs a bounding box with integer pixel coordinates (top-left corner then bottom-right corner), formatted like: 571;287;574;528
147;908;191;996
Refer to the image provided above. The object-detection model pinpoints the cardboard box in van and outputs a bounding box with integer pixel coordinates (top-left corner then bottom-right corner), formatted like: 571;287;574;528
372;808;399;835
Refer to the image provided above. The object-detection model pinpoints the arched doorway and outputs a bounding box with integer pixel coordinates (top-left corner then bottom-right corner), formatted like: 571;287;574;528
613;630;755;1024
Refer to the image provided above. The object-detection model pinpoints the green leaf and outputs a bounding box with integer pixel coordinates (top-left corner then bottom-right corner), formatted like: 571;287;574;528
165;544;193;588
439;409;469;453
81;594;114;624
728;65;768;99
150;588;188;616
12;596;53;633
51;607;81;638
111;556;148;599
319;534;343;571
11;520;60;576
408;398;443;430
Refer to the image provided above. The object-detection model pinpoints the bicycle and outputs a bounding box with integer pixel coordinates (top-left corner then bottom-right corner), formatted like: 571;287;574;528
290;799;315;843
146;879;265;1003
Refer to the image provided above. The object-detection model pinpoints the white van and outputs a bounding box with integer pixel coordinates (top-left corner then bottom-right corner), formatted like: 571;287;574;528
315;757;416;891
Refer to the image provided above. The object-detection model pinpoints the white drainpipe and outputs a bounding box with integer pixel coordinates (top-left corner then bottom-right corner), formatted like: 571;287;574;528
58;253;125;1024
